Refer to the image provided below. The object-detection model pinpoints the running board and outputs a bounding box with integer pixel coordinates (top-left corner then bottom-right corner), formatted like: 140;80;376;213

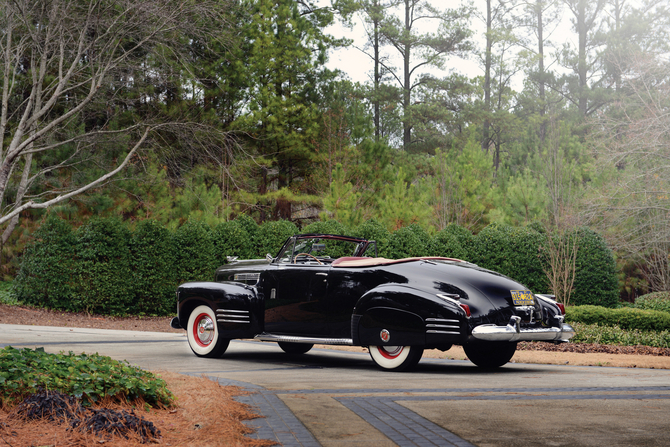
254;333;353;346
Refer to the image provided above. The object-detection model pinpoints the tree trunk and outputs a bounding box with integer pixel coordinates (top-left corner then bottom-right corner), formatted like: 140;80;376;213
402;0;412;150
537;0;547;142
373;0;381;143
482;0;492;152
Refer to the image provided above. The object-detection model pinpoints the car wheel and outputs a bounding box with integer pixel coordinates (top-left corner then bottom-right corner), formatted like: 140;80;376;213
186;305;230;358
369;345;423;371
278;342;313;355
463;341;517;368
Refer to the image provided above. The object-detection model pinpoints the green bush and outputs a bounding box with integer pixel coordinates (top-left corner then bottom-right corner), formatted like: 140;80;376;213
234;214;259;254
570;322;670;348
12;214;77;309
302;219;350;237
470;223;549;293
12;216;622;317
0;281;17;305
427;225;470;260
73;218;134;315
633;292;670;314
571;228;619;308
256;220;298;258
0;347;173;407
212;220;253;264
353;219;390;256
172;219;217;283
129;220;176;315
384;224;431;258
566;305;670;331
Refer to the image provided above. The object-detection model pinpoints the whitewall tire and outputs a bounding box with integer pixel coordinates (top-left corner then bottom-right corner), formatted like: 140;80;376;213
186;305;230;358
369;345;423;371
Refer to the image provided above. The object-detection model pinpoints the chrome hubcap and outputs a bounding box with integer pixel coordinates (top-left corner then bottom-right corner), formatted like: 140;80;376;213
196;316;215;345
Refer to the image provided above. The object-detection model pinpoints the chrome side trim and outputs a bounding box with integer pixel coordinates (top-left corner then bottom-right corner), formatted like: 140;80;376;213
471;316;575;343
426;318;461;335
254;333;354;346
216;309;250;324
426;318;459;324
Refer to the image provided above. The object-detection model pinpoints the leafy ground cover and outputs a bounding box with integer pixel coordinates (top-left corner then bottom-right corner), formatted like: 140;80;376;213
0;347;173;407
0;349;275;446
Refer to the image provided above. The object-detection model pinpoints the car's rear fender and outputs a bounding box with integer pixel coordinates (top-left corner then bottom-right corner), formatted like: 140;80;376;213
352;285;464;347
176;281;262;338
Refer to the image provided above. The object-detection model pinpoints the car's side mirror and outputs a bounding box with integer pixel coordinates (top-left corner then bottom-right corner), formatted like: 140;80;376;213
266;253;273;262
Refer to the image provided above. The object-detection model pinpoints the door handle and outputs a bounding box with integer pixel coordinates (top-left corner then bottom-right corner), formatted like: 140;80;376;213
315;272;328;276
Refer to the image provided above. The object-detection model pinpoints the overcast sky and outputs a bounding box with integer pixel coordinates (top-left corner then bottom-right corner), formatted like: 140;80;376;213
322;0;579;88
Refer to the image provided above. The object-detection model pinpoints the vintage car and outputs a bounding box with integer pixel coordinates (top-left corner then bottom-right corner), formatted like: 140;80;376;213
171;234;575;371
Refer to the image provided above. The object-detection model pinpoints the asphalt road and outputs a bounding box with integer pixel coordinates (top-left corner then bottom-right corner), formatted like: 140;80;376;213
2;324;670;447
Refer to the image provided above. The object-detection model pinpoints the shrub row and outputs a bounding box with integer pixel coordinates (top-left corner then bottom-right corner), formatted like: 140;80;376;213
12;215;619;315
566;305;670;332
570;322;670;348
633;292;670;314
12;215;299;315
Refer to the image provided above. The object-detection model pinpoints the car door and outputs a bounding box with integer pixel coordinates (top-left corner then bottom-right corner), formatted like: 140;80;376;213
262;263;330;337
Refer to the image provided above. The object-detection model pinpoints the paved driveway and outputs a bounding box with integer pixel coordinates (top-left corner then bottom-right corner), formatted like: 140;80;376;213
2;324;670;447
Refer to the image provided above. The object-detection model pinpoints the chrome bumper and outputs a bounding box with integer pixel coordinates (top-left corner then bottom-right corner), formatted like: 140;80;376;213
471;316;575;343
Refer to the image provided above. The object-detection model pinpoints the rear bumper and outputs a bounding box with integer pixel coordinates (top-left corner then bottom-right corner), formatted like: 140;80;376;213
470;316;575;343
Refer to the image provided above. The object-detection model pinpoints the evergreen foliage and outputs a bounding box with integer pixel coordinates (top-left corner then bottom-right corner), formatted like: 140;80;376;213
633;292;670;314
352;219;390;256
302;220;350;236
130;220;175;315
73;218;134;315
255;220;299;258
172;220;217;284
566;305;670;332
13;214;77;309
12;216;622;315
212;220;253;265
570;228;619;308
470;223;549;293
428;225;469;260
383;224;431;259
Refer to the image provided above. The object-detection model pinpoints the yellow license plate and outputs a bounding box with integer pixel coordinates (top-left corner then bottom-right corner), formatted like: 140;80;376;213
511;290;534;306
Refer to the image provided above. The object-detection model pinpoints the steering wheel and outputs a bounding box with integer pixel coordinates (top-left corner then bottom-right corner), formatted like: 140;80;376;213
293;253;323;265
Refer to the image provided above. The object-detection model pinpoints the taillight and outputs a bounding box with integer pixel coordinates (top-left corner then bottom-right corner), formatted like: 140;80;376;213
460;303;471;318
556;303;566;315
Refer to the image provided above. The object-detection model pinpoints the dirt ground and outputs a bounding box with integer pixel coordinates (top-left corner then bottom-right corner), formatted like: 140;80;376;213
2;303;670;370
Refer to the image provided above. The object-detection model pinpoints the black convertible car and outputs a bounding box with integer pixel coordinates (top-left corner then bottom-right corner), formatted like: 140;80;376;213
171;234;575;371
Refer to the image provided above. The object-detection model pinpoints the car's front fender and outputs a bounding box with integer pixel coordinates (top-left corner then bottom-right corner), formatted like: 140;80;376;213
176;281;262;338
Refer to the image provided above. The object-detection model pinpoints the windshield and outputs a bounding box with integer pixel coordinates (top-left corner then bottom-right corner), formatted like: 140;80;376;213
275;236;374;264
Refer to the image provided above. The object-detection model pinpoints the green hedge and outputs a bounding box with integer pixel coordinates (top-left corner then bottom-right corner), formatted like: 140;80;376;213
633;292;670;314
566;305;670;331
12;215;621;315
570;228;619;308
570;322;670;348
469;223;549;293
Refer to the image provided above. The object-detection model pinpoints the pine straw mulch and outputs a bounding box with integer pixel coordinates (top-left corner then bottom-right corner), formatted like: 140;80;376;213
0;372;277;447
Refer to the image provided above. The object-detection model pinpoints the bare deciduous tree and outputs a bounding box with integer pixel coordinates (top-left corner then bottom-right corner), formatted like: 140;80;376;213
586;54;670;292
0;0;229;242
543;229;578;305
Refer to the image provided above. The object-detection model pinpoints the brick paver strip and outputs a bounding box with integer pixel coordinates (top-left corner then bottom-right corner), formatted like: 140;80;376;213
192;376;670;447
